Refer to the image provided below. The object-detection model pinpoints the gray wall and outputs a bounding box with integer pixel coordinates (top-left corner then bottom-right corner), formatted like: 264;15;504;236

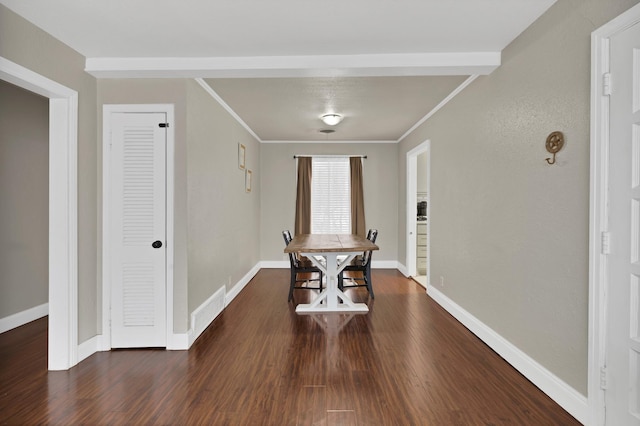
185;80;261;313
398;0;640;396
0;80;48;318
0;5;98;342
260;143;398;263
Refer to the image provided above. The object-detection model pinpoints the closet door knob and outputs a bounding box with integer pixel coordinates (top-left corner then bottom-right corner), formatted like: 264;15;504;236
152;240;163;249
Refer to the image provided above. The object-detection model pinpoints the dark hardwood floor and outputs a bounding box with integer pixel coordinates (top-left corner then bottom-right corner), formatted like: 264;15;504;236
0;269;580;425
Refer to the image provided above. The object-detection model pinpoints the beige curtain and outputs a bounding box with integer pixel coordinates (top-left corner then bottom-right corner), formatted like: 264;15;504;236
350;157;366;237
294;157;312;235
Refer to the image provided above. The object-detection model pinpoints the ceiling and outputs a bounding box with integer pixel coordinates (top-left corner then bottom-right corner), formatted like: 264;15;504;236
204;76;468;141
1;0;557;142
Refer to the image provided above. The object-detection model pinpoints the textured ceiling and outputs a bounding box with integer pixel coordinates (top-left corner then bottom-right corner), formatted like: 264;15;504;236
205;76;468;141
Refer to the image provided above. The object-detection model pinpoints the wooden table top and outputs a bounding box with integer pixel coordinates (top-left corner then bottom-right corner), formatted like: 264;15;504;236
284;233;379;254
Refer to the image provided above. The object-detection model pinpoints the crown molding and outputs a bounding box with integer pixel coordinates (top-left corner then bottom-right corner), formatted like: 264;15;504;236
261;140;398;144
398;74;479;142
194;78;261;142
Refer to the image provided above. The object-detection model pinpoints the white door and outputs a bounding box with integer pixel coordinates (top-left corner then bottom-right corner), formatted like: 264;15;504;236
108;112;167;348
607;20;640;425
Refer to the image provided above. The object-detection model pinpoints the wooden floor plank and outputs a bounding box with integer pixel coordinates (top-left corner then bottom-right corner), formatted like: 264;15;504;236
0;269;580;425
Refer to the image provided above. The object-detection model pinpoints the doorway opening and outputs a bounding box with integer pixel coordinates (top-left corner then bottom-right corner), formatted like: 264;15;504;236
0;56;78;370
406;140;430;288
0;80;49;334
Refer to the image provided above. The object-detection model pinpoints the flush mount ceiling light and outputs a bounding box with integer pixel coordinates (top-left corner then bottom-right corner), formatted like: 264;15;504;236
321;113;343;126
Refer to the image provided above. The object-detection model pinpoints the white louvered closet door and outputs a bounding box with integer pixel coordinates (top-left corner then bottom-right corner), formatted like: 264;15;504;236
109;112;167;348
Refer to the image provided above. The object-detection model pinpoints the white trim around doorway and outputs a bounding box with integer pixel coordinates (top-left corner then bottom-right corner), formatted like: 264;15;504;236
101;104;181;351
589;3;640;425
406;140;430;286
0;56;79;371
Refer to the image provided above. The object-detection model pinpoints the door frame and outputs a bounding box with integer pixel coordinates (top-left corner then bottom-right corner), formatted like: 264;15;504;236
0;57;78;371
406;139;430;285
589;4;640;424
102;104;175;350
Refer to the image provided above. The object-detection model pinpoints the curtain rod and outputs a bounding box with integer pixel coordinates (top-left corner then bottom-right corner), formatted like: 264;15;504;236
293;155;367;159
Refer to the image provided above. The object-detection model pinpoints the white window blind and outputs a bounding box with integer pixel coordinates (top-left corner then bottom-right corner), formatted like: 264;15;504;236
311;157;351;234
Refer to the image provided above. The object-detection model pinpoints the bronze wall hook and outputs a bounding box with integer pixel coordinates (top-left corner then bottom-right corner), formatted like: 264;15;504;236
545;131;564;165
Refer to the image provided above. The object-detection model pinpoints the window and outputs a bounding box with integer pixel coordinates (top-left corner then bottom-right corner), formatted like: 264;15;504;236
311;157;351;233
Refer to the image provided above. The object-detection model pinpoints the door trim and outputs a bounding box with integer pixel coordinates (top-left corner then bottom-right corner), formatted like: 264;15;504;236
406;139;430;284
102;104;175;350
0;56;78;370
589;4;640;424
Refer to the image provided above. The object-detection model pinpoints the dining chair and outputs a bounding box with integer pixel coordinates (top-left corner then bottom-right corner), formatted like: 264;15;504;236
338;229;378;298
283;230;323;301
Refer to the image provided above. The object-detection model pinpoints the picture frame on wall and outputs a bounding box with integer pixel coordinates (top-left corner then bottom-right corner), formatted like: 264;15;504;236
238;143;246;170
245;169;252;193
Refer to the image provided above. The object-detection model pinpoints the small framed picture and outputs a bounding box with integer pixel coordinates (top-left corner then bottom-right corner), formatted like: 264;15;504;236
238;143;246;170
245;169;252;193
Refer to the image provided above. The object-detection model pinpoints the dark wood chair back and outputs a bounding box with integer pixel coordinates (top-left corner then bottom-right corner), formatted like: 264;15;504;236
282;230;323;301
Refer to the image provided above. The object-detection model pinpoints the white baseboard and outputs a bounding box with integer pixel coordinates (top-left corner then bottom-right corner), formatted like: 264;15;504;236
78;335;102;363
225;263;261;306
426;285;588;425
182;263;261;348
77;331;189;360
371;260;399;269
396;262;409;277
0;303;48;334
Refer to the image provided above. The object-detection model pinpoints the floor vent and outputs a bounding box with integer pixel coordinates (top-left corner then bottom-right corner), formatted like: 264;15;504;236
191;286;226;341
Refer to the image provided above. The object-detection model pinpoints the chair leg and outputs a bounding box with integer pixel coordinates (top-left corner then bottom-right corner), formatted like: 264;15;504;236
288;270;296;301
365;265;374;299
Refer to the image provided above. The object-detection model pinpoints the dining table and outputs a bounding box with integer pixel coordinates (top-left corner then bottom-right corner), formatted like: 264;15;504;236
284;233;379;313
